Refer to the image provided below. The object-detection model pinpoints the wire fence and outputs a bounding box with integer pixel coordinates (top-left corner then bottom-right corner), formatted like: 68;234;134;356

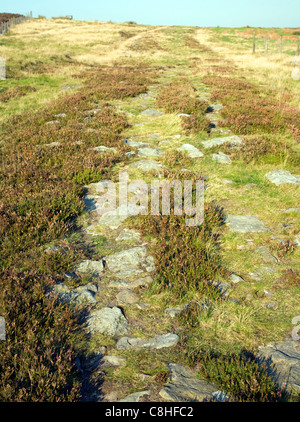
0;14;31;35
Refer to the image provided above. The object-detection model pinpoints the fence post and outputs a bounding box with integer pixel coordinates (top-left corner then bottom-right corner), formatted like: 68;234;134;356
252;30;256;53
265;34;269;54
297;38;300;56
280;35;283;55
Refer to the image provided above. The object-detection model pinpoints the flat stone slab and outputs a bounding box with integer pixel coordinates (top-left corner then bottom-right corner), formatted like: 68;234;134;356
75;259;104;275
257;339;300;392
104;246;155;279
86;307;129;336
265;170;300;186
93;145;116;154
50;283;98;305
109;276;153;289
177;144;204;158
97;203;147;230
159;364;228;402
202;135;243;149
102;355;127;367
225;215;269;233
212;152;231;164
116;229;141;243
116;333;179;350
119;391;151;402
128;160;165;172
141;109;164;117
126;140;150;147
137;147;162;157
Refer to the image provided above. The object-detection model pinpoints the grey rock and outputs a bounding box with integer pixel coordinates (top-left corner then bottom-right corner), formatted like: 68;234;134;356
265;170;300;186
98;203;147;229
225;215;269;233
129;160;164;172
116;333;179;350
202;135;243;149
230;274;244;284
209;103;223;112
255;246;278;264
116;289;139;305
119;390;150;402
93;145;116;154
53;113;67;118
46;120;60;125
159;364;228;402
109;277;153;289
75;259;104;275
177;144;204;158
102;355;127;367
104;247;155;279
50;283;98;305
137;147;162;157
257;339;300;392
282;207;300;213
178;113;190;117
86;307;129;336
116;229;141;243
126;140;150;147
64;272;79;280
212;152;232;164
141;109;164;117
61;85;78;90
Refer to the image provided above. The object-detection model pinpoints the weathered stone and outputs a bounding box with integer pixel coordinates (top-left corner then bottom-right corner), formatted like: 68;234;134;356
116;229;141;243
141;109;164;117
53;113;67;118
75;259;104;275
225;215;269;233
282;207;300;213
177;144;204;158
86;307;129;336
265;170;300;186
116;289;139;305
129;160;164;172
257;339;300;392
255;246;278;264
98;203;147;229
119;391;151;402
49;283;98;305
102;355;127;367
230;274;244;284
159;364;228;402
126;140;150;147
93;145;116;153
137;147;162;157
202;135;243;149
209;103;223;112
212;152;232;164
116;333;179;350
104;247;155;279
109;277;153;289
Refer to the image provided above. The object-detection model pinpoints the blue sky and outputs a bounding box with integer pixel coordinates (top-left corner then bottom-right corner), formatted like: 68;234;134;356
3;0;300;27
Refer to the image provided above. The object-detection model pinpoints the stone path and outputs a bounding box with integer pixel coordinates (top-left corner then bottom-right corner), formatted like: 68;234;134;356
49;66;299;402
